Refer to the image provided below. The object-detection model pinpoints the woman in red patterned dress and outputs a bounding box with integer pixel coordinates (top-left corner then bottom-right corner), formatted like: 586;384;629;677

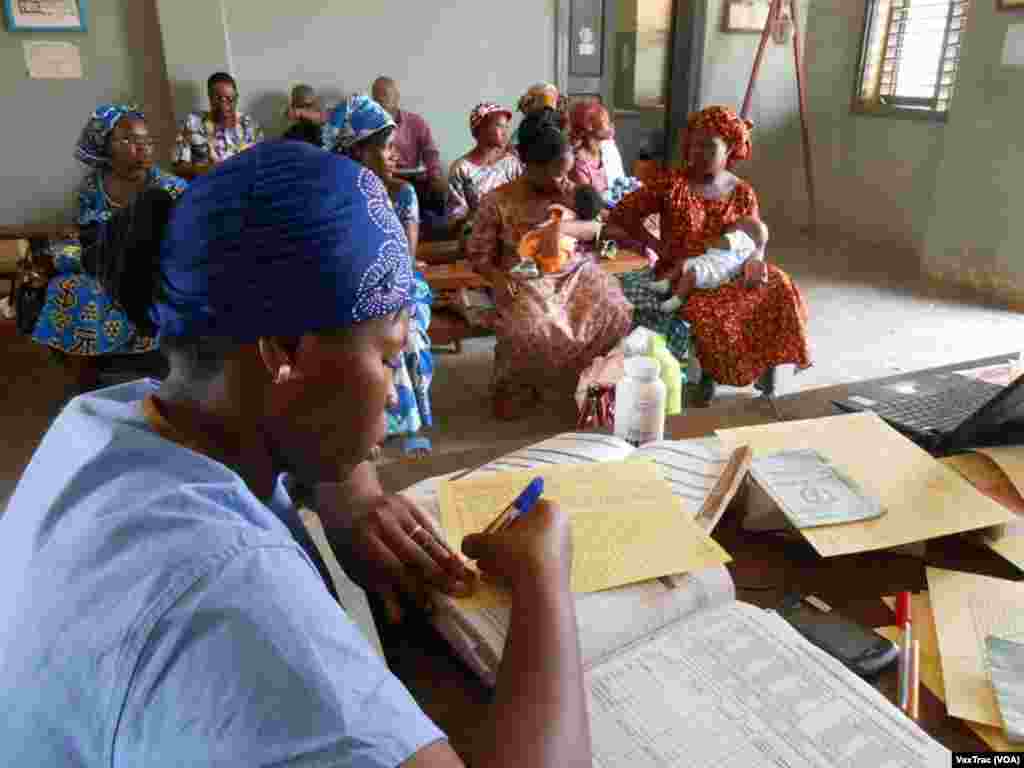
607;105;810;401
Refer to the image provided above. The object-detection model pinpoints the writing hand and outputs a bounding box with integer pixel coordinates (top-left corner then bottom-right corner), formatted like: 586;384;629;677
326;493;475;623
462;500;572;591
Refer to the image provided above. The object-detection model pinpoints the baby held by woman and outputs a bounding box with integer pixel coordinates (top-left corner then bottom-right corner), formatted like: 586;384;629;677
652;216;768;312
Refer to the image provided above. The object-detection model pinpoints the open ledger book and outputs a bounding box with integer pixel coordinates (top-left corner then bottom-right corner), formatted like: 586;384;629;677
401;433;948;766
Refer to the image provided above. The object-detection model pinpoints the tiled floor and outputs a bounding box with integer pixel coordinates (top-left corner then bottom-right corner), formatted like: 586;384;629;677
3;236;1022;507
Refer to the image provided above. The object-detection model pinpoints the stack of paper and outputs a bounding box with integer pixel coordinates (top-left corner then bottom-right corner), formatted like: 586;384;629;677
942;445;1024;570
439;460;731;609
718;413;1014;557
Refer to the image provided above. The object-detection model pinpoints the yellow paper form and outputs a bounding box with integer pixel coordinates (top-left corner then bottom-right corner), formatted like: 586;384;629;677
879;592;1023;753
439;460;731;609
943;449;1024;569
927;567;1024;728
717;413;1014;557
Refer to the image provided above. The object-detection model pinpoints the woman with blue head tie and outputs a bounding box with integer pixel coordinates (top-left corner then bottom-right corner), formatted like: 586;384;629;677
0;141;591;768
325;93;435;457
31;103;187;392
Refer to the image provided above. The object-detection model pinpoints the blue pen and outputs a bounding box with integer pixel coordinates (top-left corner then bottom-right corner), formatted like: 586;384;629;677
484;477;544;533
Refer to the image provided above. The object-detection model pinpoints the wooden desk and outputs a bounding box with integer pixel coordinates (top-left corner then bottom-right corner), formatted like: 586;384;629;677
374;353;1022;755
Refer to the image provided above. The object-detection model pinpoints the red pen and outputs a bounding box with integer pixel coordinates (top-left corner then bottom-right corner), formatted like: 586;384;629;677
896;591;913;714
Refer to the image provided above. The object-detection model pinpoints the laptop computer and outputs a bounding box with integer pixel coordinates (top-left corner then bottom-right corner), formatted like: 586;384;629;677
832;359;1024;455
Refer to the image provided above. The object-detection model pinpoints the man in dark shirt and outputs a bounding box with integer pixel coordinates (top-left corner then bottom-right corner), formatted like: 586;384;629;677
282;84;323;146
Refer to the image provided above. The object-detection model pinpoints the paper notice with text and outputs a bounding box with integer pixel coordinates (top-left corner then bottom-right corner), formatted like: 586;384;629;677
23;41;82;79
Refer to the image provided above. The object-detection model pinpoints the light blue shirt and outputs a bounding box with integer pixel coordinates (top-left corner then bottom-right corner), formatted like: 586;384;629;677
0;380;444;767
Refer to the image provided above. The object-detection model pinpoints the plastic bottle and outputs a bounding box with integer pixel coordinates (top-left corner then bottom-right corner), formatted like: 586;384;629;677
647;334;683;416
615;357;666;446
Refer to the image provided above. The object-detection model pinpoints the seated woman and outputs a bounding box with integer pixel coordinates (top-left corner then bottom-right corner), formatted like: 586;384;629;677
1;141;591;767
568;99;639;206
173;72;263;178
608;105;811;401
446;102;523;244
467;108;633;420
31;103;187;394
324;94;434;456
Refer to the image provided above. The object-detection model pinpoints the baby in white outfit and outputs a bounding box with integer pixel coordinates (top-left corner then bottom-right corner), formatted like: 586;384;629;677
651;216;767;313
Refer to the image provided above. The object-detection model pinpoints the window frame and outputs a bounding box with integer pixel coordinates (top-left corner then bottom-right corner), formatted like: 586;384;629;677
851;0;966;123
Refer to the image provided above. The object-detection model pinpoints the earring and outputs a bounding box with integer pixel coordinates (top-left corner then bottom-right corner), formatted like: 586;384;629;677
275;364;292;384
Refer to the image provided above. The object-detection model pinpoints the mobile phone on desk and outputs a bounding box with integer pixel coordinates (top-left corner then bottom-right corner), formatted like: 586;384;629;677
776;594;900;678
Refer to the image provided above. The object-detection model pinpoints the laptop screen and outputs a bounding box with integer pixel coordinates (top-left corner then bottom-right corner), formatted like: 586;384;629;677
947;369;1024;452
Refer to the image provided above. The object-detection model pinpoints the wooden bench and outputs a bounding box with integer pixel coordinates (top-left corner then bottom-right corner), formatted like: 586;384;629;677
417;242;649;352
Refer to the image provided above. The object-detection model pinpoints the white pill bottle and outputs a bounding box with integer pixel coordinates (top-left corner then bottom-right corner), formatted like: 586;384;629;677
614;356;666;446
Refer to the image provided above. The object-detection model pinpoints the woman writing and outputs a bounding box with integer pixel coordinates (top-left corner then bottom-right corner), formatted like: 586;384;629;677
608;105;811;400
173;72;263;179
468;108;633;419
447;102;522;242
325;94;435;456
31;104;187;392
0;141;591;767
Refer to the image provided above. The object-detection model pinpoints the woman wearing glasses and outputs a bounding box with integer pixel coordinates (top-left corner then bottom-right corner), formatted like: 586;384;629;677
30;104;187;392
173;72;264;179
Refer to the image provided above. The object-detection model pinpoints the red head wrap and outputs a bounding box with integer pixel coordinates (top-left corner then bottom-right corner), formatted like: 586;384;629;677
682;105;754;168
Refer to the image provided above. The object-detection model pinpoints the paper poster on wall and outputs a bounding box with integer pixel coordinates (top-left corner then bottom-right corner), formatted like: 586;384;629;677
1003;24;1024;68
23;40;83;79
5;0;87;32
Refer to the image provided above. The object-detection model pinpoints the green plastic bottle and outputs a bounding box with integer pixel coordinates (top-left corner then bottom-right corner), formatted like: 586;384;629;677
647;333;684;416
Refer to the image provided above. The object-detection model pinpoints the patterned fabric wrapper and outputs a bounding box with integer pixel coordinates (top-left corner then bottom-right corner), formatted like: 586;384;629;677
153;141;412;341
682;105;753;168
31;168;188;356
74;103;145;168
466;177;633;396
323;94;395;155
386;273;434;452
469;102;513;137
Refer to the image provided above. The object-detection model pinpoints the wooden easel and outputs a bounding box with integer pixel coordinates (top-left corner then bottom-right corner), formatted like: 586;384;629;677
740;0;817;237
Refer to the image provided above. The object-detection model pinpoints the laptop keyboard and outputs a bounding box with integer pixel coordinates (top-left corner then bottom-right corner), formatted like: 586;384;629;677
868;381;1004;433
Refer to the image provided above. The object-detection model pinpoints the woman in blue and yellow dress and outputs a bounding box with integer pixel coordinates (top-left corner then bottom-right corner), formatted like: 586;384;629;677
31;104;187;391
324;94;435;456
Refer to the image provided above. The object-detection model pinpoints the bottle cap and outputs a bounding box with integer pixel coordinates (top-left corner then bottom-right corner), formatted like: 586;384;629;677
625;356;660;381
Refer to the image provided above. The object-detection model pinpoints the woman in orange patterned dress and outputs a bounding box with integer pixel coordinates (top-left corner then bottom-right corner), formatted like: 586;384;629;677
607;105;810;401
467;108;633;419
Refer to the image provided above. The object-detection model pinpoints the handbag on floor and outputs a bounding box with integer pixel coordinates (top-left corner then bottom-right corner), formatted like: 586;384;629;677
14;240;53;336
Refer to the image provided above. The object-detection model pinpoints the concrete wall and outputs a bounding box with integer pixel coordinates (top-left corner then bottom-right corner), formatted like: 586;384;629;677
154;0;232;126
803;0;947;259
922;5;1024;303
158;0;557;174
0;0;172;225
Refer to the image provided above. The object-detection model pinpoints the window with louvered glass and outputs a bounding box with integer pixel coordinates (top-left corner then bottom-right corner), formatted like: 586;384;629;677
854;0;968;119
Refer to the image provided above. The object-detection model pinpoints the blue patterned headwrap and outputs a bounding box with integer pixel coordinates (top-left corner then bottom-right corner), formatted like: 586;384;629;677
322;93;395;154
75;103;145;168
153;140;412;341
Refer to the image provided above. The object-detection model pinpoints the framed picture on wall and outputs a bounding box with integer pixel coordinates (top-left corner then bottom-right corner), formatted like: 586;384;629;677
4;0;87;32
723;0;771;33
